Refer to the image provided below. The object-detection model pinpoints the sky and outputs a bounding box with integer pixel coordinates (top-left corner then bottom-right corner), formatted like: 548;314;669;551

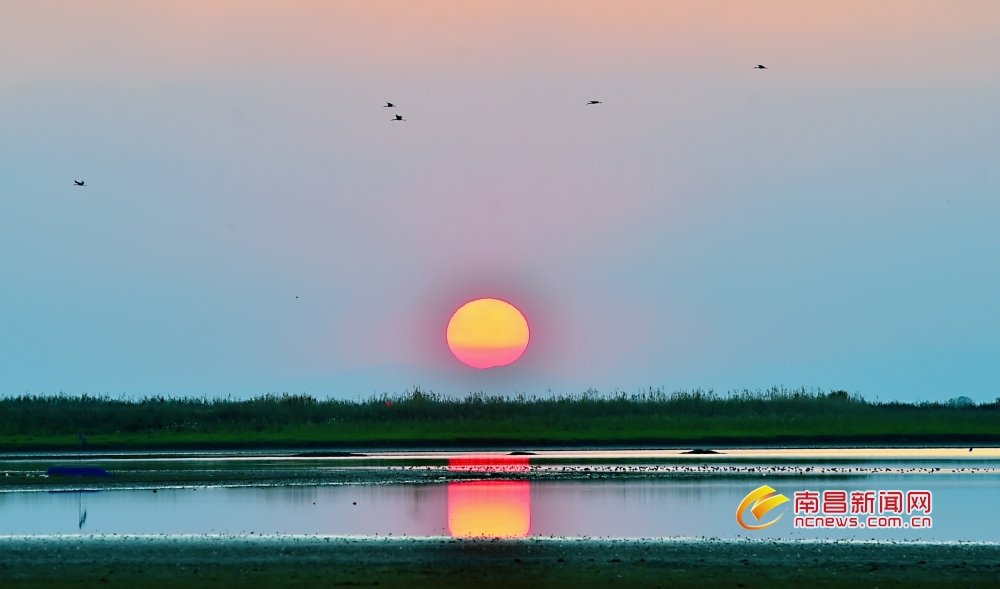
2;1;998;402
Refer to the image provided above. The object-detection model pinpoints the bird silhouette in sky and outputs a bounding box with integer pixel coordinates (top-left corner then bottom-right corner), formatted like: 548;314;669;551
587;100;603;105
73;180;86;186
393;114;404;121
754;64;768;69
384;102;394;107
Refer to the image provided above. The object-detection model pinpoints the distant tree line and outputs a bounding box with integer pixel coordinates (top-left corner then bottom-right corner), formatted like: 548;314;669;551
0;387;997;447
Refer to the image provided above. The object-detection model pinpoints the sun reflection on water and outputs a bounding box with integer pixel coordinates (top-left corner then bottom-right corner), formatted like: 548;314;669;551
447;456;531;538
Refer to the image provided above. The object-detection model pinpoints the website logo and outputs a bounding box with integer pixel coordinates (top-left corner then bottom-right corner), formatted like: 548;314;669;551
791;489;933;529
736;484;790;530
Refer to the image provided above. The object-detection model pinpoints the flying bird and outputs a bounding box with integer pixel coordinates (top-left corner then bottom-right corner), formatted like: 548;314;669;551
587;100;603;105
754;64;768;69
393;114;404;121
73;180;86;186
384;102;394;107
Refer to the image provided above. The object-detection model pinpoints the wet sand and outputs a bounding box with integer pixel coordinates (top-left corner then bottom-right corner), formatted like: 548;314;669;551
4;447;999;492
1;535;998;588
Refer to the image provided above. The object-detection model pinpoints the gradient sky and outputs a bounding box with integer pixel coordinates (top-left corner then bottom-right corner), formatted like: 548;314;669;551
2;1;998;401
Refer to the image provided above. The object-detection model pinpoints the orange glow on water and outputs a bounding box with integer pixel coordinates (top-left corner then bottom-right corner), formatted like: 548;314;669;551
446;298;529;369
448;481;531;538
447;456;531;538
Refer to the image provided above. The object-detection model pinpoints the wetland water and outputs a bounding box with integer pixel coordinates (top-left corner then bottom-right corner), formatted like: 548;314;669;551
1;449;998;541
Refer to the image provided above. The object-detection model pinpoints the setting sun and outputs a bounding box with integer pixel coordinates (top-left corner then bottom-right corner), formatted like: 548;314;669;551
446;298;529;369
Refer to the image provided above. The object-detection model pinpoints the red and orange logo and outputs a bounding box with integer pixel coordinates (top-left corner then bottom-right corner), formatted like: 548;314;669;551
736;485;790;530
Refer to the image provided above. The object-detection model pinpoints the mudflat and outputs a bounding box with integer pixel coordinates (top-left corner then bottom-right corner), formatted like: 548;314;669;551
1;536;997;588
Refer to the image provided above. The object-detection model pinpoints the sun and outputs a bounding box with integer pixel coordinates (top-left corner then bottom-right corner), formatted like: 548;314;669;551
446;298;530;369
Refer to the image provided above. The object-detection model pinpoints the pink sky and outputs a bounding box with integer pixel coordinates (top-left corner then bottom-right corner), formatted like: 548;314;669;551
3;1;999;400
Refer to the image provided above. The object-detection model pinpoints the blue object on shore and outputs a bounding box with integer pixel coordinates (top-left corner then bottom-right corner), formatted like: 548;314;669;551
46;466;111;477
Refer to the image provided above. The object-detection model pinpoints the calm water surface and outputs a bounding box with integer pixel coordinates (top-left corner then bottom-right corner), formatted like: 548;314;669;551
2;450;998;541
0;474;1000;542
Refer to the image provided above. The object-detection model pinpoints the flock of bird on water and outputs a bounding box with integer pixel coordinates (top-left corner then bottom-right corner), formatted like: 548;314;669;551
71;65;771;187
389;462;990;477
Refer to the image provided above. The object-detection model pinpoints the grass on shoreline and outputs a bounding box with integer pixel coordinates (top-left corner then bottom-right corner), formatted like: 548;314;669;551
2;387;999;450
